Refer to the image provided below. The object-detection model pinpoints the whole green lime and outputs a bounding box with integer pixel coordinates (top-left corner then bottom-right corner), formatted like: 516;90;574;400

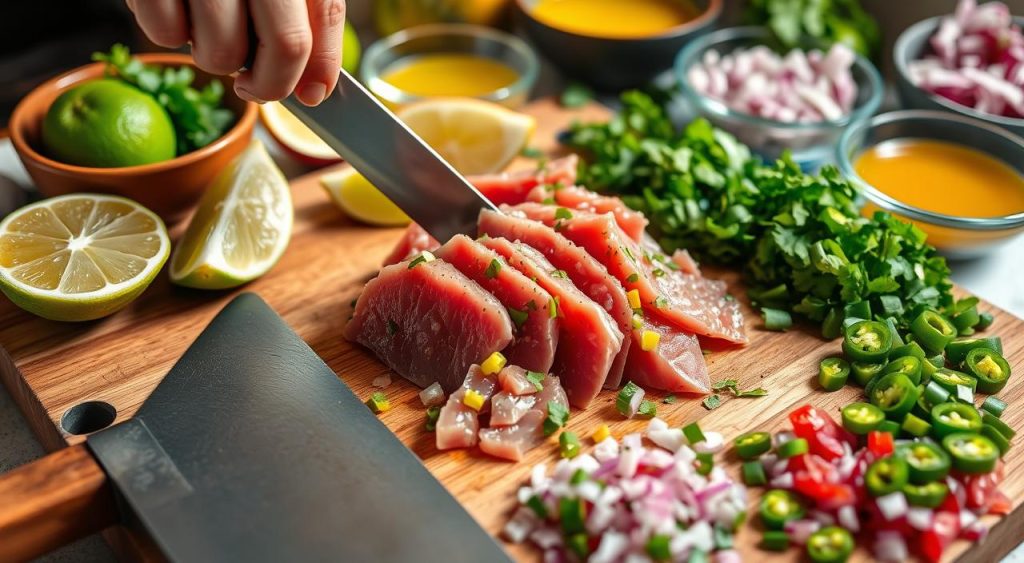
342;21;361;74
42;79;176;168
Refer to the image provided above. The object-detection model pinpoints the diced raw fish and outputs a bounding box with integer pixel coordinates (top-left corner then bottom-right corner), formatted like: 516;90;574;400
498;365;540;395
478;212;632;390
436;365;498;450
383;223;438;266
525;184;649;242
344;259;513;393
471;156;579;205
477;234;622;407
478;410;545;461
535;374;569;413
491;392;538;426
434;235;558;374
626;317;710;394
510;203;746;345
671;249;700;275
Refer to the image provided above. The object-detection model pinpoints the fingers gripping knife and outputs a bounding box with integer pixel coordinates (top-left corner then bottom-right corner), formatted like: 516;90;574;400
0;294;511;562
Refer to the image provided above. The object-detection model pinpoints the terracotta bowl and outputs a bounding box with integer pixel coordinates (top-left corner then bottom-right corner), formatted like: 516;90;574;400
10;53;257;223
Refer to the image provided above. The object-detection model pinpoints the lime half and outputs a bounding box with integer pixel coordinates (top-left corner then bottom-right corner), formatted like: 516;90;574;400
0;194;170;321
170;140;293;289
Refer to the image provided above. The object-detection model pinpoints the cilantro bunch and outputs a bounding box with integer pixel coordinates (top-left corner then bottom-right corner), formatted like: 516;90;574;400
743;0;881;59
567;91;954;336
93;44;235;155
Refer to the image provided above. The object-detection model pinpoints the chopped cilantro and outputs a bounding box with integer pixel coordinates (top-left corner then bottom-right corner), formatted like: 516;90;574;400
526;370;545;391
544;401;570;436
507;307;528;329
485;259;502;279
702;395;722;410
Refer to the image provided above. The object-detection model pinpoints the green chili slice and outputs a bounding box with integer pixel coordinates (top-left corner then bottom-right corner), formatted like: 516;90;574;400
818;357;850;391
734;431;772;460
963;348;1011;394
903;482;949;508
742;460;768;486
777;438;809;459
897;442;951;484
843;320;893;363
911;310;957;354
877;420;901;436
852;361;886;387
883;356;923;386
891;341;926;360
923;381;951;406
982;396;1007;418
977;313;994;330
806;526;854;563
981;425;1011;457
942;432;999;474
931;368;978;394
869;373;919;420
953;306;981;335
841;402;885;434
901;413;932;438
981;411;1016;440
865;456;909;497
760;490;804;530
945;336;1003;364
931;402;983;438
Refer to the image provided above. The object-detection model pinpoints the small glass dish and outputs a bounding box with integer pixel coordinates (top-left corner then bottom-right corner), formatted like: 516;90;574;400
837;110;1024;259
675;26;883;169
360;24;539;110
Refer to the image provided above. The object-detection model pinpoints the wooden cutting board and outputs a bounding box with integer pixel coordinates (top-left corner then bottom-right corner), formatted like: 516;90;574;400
1;99;1022;562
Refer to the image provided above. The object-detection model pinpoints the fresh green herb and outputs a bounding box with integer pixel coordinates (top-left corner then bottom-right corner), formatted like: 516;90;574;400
507;307;528;330
703;394;722;410
568;91;955;336
743;0;881;58
654;296;668;309
762;307;793;331
712;379;768;398
544;401;570;436
560;82;594;108
549;296;560;319
712;379;738;390
526;370;545;392
627;272;640;283
637;400;658;418
551;269;569;279
425;406;441;431
485;259;502;279
736;388;769;397
520;146;544;159
616;381;643;417
663;394;677;404
93;44;234;155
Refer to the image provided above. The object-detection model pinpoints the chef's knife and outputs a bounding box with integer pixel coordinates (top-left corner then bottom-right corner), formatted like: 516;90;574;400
281;71;498;241
0;294;511;563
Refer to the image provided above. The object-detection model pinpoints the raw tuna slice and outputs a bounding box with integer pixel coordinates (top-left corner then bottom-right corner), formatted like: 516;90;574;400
478;410;545;461
511;203;747;345
479;374;567;461
478;213;633;390
672;249;700;275
383;223;438;266
477;235;621;408
626;317;710;394
344;259;513;393
498;365;539;395
436;365;498;450
381;158;577;266
434;235;558;374
491;392;538;426
526;184;649;242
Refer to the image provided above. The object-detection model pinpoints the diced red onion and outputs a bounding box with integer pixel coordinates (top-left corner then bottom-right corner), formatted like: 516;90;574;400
874;531;909;562
693;431;725;454
647;417;669;433
838;505;860;533
784;519;821;545
908;507;934;531
617;446;642;478
713;549;741;563
530;527;562;550
372;374;392;388
962;520;990;541
503;507;537;543
418;382;445;406
649;429;687;452
877;492;909;521
770;472;794;488
959;509;979;529
773;431;795;448
589;531;629;563
809;510;836;526
593;437;620;462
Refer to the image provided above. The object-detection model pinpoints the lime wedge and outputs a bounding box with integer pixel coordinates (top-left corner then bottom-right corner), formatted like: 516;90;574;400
170;140;293;289
0;194;170;321
320;166;410;227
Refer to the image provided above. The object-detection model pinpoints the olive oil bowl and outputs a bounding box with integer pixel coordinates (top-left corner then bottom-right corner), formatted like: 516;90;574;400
514;0;722;91
837;110;1024;259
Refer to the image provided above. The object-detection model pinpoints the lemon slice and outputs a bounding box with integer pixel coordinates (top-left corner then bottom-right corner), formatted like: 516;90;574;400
0;194;170;321
397;98;535;175
260;102;340;164
320;167;410;227
170;140;293;289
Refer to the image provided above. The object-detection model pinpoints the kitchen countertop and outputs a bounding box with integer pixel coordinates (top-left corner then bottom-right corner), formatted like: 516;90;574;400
1;119;1023;561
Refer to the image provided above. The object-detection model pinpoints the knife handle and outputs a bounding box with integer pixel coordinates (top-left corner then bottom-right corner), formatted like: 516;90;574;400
0;444;117;562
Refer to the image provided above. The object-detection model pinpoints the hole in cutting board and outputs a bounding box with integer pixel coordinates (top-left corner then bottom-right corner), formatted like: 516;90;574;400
61;401;117;435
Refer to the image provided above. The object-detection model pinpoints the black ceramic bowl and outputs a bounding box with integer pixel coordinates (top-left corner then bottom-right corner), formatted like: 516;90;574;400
514;0;723;91
893;14;1024;138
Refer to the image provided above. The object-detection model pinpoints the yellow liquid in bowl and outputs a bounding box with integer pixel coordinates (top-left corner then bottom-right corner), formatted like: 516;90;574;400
531;0;698;39
381;54;520;98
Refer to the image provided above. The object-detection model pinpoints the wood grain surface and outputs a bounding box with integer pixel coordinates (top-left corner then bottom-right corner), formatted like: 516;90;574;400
1;99;1022;562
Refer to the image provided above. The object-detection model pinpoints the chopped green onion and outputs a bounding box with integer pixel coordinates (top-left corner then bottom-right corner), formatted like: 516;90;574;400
554;207;573;221
777;438;809;458
484;258;502;279
761;531;790;551
548;296;560;319
551;269;568;279
982;411;1016;440
637;400;658;417
982;396;1007;418
901;413;931;438
646;534;671;560
654;296;668;309
507;307;528;329
742;460;768;486
626;272;640;283
683;422;706;445
762;307;793;331
559;431;581;459
977;312;994;330
695;452;714;476
558;497;585;535
526;494;547;518
616;381;644;417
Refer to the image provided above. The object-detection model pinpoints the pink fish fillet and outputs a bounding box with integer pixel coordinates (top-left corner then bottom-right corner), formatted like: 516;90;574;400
510;203;747;345
478;212;633;390
479;374;568;461
477;235;621;408
343;259;513;393
526;183;649;242
436;365;498;450
626;316;710;394
490;392;538;426
434;235;558;374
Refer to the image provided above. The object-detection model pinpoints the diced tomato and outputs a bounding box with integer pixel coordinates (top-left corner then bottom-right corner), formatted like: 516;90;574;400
989;491;1012;515
867;431;894;457
921;511;960;563
793;475;856;509
961;468;1005;511
789;405;855;461
787;453;838;483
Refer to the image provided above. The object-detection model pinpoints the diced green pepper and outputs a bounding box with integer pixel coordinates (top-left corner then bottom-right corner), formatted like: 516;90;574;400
977;313;994;330
818;357;850;391
683;422;706;445
842;402;885;434
777;438;809;459
981;411;1016;440
567;533;589;559
559;497;586;534
559;431;581;459
734;431;772;460
931;402;983;438
942;432;999;474
865;456;909;496
646;534;671;560
963;348;1011;394
901;413;931;438
910;310;957;354
891;341;926;360
843;320;893;362
981;425;1011;457
761;531;790;551
844;300;871;321
822;308;843;340
923;381;951;406
877;420;901;436
931;368;978;394
897;441;950;483
953;306;981;335
695;452;714;476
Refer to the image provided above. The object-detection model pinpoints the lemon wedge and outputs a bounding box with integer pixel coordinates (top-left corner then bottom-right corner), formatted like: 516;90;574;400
320;167;410;227
0;194;170;321
397;98;535;175
260;102;340;165
170;140;293;289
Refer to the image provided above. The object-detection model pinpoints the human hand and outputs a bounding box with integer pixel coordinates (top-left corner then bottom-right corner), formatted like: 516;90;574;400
125;0;346;106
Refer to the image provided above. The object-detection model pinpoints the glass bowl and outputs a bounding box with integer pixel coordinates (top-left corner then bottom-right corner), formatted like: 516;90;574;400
675;26;883;169
837;110;1024;259
360;24;539;110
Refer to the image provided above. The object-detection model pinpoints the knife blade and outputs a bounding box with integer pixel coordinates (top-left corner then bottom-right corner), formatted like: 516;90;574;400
281;71;497;241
